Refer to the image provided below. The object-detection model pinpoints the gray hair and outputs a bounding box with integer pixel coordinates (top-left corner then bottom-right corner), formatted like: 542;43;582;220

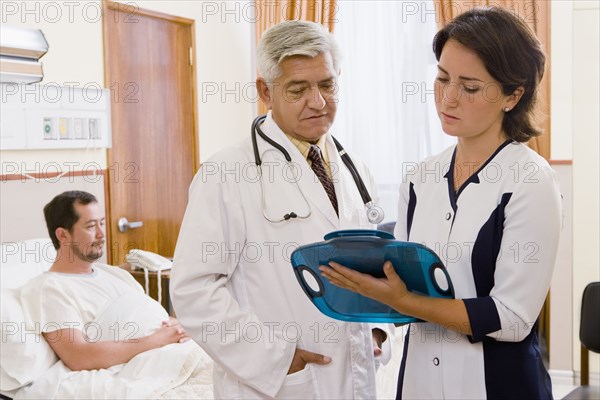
256;20;341;84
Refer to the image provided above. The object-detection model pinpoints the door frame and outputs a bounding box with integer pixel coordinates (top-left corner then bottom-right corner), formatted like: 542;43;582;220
101;0;199;263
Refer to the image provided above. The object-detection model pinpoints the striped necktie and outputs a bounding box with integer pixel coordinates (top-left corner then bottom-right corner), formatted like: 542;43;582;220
308;144;338;215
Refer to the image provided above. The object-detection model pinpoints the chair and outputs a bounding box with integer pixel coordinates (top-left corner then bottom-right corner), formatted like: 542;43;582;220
563;281;600;399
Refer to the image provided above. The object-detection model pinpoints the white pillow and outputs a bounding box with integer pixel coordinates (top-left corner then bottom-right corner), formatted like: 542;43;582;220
0;238;56;289
0;288;57;391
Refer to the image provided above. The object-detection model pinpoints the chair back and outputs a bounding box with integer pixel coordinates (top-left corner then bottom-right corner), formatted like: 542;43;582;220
580;281;600;353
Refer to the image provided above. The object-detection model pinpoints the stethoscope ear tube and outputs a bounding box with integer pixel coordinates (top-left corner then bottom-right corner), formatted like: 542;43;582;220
332;137;372;205
251;115;265;166
252;115;384;224
253;115;292;164
332;137;384;224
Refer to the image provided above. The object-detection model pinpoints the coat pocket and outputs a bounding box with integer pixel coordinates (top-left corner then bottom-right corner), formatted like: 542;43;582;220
275;365;318;399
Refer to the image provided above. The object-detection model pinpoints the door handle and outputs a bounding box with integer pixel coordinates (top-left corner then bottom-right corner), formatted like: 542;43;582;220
118;217;144;233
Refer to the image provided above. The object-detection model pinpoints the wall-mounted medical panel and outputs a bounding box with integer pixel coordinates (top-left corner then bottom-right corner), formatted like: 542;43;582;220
0;83;112;150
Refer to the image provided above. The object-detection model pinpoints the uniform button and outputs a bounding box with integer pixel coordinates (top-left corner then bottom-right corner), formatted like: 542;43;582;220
433;357;440;366
445;212;452;220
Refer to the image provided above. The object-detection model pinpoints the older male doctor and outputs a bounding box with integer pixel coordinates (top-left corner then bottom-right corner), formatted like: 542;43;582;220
171;21;389;399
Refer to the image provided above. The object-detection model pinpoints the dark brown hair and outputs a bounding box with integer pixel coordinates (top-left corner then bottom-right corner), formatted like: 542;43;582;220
44;191;97;249
432;7;546;142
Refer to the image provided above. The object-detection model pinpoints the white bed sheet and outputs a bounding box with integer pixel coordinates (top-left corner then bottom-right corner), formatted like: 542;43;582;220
16;288;214;399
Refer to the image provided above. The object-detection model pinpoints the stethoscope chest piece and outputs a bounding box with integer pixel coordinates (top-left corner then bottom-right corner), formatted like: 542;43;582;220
366;204;384;225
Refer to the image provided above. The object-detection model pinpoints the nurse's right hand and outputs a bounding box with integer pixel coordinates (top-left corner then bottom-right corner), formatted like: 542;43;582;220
287;348;331;374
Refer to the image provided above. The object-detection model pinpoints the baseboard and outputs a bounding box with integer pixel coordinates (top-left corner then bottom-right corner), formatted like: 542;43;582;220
550;369;600;386
550;369;576;386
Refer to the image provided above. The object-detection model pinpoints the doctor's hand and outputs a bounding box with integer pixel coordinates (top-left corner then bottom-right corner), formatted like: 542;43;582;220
319;261;411;313
372;328;386;357
287;348;331;375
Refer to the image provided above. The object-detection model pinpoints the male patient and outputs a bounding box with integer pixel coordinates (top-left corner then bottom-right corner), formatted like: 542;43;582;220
24;190;188;371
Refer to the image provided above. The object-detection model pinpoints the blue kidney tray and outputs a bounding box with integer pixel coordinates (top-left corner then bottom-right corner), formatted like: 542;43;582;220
291;229;454;323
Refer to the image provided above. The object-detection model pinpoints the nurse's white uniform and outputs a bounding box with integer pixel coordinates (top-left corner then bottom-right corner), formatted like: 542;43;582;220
395;141;561;399
171;113;382;399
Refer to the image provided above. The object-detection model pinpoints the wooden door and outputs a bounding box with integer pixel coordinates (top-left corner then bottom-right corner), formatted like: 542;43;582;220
102;1;198;264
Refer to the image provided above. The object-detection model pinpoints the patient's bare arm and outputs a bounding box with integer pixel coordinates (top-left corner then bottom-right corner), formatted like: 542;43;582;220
42;317;190;371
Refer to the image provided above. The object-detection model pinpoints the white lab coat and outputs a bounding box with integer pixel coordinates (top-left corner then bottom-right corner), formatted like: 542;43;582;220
171;113;386;399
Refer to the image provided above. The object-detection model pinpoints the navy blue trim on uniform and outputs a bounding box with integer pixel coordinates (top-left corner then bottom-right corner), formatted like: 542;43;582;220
396;329;411;400
483;322;554;400
445;140;514;210
406;182;416;240
444;155;458;213
463;296;501;342
464;192;513;343
472;192;513;297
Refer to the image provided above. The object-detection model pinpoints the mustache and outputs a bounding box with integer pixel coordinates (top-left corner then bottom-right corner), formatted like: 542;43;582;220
68;241;105;247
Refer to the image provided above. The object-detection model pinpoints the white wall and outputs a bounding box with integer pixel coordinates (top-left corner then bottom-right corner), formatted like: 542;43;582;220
551;0;600;383
0;0;255;175
571;0;600;382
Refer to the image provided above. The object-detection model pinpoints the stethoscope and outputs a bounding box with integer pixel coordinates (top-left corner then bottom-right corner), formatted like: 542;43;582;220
251;115;384;224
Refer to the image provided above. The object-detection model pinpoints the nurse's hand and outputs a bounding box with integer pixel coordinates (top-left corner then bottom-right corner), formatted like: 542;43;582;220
319;261;410;311
287;348;331;375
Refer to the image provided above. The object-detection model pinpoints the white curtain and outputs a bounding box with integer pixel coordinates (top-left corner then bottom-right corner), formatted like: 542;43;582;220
332;0;454;223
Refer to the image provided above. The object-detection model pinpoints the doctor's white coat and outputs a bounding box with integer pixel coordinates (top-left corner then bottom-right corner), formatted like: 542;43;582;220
171;114;383;399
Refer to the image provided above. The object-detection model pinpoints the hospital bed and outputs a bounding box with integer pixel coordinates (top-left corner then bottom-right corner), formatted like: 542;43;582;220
1;238;403;399
0;238;214;399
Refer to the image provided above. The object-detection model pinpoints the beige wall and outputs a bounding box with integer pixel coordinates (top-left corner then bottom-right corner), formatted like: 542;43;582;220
571;0;600;382
549;163;573;373
551;0;600;384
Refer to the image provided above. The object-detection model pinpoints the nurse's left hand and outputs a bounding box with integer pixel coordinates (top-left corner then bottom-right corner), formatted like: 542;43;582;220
319;261;409;310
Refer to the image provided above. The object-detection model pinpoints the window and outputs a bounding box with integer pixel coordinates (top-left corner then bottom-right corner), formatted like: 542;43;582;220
333;0;454;222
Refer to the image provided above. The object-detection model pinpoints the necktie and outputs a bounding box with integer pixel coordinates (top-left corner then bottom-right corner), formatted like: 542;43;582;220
308;144;338;215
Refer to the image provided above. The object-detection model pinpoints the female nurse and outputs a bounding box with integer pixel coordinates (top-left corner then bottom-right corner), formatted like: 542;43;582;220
320;7;561;400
